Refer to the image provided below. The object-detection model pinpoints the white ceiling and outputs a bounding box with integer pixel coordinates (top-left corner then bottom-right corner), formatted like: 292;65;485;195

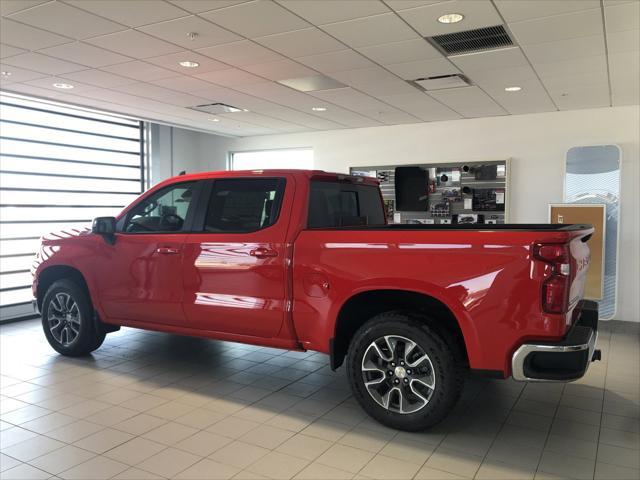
1;0;638;136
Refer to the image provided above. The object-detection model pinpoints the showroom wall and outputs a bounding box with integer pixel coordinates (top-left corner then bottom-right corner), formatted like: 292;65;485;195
149;123;230;185
152;105;640;323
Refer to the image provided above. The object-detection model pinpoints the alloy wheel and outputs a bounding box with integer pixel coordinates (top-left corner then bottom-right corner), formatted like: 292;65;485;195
361;335;435;414
48;292;81;346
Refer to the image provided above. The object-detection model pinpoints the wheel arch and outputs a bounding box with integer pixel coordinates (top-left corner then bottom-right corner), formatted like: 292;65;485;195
330;289;473;371
37;265;92;312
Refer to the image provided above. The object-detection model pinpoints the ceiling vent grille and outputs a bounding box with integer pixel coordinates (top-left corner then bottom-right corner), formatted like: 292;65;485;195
429;25;513;55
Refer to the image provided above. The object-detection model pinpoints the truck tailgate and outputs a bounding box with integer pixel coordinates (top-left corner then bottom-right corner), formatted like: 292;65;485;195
568;230;593;312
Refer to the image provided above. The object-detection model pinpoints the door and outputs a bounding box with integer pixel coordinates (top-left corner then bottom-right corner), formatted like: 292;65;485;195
182;176;291;337
95;181;198;325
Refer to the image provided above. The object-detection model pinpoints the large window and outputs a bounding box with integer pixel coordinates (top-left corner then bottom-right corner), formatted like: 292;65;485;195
124;182;194;233
204;179;285;233
0;93;145;321
308;181;386;228
230;148;313;170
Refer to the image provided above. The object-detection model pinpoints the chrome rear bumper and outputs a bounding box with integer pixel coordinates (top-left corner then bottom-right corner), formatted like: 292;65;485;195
512;300;600;382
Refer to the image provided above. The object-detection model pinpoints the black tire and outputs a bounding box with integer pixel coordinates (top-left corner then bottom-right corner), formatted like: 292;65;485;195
346;312;464;431
41;279;105;356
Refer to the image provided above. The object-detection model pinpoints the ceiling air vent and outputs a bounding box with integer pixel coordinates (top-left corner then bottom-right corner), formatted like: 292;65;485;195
189;103;245;114
413;74;471;91
428;25;513;55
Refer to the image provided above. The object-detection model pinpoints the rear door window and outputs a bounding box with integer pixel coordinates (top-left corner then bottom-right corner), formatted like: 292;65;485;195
203;178;285;233
308;181;385;228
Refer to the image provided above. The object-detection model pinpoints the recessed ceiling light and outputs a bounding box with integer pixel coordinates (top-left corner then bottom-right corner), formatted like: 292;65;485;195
504;86;522;92
179;60;199;68
1;71;11;77
438;13;464;24
312;107;327;112
53;83;74;89
208;118;220;122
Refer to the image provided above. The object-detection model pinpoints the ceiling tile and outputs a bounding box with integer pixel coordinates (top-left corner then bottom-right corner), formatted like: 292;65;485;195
428;86;507;117
8;2;126;39
145;51;229;73
194;68;265;86
508;8;603;45
551;84;610;109
358;38;442;65
254;28;345;58
243;59;316;81
60;69;137;88
604;1;640;32
86;30;184;58
385;1;444;12
540;69;609;92
138;15;241;49
2;52;87;75
522;36;606;64
328;66;418;96
38;42;132;68
200;0;310;38
494;0;600;22
117;82;180;99
276;0;390;25
100;61;178;81
372;110;420;125
296;49;376;73
377;92;461;121
319;109;384;128
468;69;557;114
606;28;640;54
1;82;64;100
385;57;459;80
66;0;188;27
468;64;542;85
609;52;640;105
0;44;27;59
0;18;72;50
449;47;528;72
354;78;418;97
308;87;393;113
0;64;48;83
329;65;401;86
167;1;251;14
196;40;282;67
23;75;97;93
397;0;503;37
535;55;608;79
150;75;224;93
321;12;419;48
0;0;48;16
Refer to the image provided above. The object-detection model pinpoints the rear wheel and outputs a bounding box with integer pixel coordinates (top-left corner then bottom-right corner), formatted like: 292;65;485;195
346;312;464;431
42;279;105;356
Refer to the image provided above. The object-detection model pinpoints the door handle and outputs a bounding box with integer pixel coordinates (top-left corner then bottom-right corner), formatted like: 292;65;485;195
249;247;278;258
156;247;180;254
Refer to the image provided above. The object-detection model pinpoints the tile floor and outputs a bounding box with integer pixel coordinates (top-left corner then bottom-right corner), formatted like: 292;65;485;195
0;319;638;480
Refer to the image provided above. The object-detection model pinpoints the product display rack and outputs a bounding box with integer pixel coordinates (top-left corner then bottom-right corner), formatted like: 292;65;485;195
351;159;511;225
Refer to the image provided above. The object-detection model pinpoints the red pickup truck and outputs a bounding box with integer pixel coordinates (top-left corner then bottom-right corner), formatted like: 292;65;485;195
32;169;600;431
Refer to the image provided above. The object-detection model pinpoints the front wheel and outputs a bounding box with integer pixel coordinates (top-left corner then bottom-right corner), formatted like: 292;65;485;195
346;312;464;431
42;279;105;356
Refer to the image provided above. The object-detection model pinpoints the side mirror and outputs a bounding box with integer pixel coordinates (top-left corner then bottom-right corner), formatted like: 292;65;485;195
92;217;116;244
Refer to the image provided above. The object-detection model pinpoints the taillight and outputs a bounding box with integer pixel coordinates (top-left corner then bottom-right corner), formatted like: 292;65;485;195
533;243;571;314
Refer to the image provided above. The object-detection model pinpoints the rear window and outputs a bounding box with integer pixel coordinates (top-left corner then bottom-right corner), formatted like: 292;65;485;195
308;181;385;228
